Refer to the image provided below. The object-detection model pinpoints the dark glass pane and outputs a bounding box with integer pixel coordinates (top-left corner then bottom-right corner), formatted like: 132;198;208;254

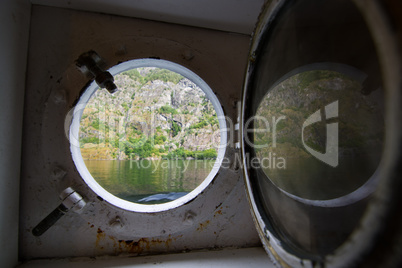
243;0;384;258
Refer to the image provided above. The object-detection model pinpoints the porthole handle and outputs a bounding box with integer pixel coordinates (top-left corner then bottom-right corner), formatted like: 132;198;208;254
32;204;68;236
32;187;86;236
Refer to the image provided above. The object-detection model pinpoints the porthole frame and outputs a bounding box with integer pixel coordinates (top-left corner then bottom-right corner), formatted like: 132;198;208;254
70;58;227;213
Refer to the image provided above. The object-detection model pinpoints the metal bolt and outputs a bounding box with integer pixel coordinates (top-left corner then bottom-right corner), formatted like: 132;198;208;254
51;166;67;180
183;50;194;61
52;89;67;104
109;216;124;229
183;211;197;226
75;50;118;94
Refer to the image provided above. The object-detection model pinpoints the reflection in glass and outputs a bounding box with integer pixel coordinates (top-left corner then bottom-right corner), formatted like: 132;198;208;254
254;70;384;200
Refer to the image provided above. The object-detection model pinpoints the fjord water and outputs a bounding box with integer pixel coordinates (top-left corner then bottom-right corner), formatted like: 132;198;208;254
84;159;216;204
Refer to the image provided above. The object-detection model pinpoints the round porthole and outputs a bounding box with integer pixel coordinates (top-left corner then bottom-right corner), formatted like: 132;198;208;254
242;0;401;266
69;59;227;213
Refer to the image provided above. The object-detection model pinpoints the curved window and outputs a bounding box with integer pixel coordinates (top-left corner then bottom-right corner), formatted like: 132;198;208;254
242;0;385;262
70;59;227;212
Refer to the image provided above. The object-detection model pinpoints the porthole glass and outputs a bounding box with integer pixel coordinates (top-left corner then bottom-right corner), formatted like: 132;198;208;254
254;68;383;201
70;59;227;212
242;0;385;261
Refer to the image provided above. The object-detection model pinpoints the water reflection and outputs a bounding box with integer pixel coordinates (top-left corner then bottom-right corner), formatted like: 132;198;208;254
84;159;215;204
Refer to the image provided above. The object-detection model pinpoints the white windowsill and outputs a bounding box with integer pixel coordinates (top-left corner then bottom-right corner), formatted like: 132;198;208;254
18;247;273;268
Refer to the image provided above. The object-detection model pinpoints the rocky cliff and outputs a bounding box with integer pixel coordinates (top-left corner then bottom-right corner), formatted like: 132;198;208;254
80;67;220;160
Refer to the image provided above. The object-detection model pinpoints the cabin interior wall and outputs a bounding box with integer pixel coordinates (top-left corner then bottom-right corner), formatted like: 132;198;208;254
0;0;31;266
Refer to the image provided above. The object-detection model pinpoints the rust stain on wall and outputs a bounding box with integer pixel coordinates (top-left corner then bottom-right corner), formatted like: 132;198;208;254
115;235;177;254
196;220;210;231
95;228;106;250
95;230;183;255
214;209;222;217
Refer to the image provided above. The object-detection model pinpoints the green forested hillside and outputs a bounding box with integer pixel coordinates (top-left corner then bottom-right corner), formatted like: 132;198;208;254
80;68;220;160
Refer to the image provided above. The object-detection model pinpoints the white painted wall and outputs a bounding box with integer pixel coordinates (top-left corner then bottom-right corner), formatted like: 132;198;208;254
0;0;31;266
31;0;264;34
19;6;260;260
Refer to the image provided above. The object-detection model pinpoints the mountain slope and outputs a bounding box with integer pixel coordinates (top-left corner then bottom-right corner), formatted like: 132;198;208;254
80;68;220;160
